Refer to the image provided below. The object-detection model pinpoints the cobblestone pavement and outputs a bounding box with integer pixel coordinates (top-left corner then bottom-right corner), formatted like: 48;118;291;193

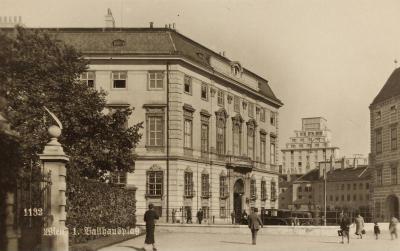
99;231;399;251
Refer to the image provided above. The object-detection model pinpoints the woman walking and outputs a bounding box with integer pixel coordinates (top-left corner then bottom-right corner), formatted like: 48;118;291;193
339;213;351;244
355;213;365;239
144;203;159;251
389;216;398;240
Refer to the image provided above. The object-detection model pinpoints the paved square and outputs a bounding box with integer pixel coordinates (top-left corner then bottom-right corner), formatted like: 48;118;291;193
100;231;399;251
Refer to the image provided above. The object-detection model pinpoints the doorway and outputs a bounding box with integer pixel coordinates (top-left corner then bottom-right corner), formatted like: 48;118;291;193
233;179;244;224
386;194;399;219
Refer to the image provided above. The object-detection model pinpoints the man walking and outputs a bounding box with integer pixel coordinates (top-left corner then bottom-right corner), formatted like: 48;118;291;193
186;207;192;223
248;208;263;245
171;209;176;223
197;208;204;224
339;212;351;244
144;203;159;251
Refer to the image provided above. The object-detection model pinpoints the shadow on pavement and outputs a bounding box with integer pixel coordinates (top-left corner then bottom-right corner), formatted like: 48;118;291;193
119;245;146;251
220;241;249;245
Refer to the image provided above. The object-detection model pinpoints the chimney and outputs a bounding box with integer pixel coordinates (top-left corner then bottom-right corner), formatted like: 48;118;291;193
149;22;154;28
341;157;345;170
168;24;171;29
105;8;115;28
165;24;168;28
172;23;176;29
222;51;226;57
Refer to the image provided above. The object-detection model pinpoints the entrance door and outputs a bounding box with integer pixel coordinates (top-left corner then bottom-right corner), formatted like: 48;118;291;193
233;179;244;224
386;195;399;219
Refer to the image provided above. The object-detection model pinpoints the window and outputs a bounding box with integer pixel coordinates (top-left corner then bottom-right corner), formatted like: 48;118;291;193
341;195;344;201
248;103;254;118
233;122;241;156
234;96;240;112
111;171;126;185
260;108;266;122
184;75;192;94
270;112;276;126
184;172;194;197
261;180;267;201
377;168;383;186
391;105;397;114
298;187;302;192
359;183;363;189
347;184;351;190
201;174;210;198
270;136;276;164
112;71;127;88
366;183;369;189
184;119;192;149
298;162;302;167
376;129;382;154
391;165;398;185
347;194;350;201
250;178;257;200
217;90;224;106
353;183;357;190
220;176;228;198
201;123;209;154
341;184;345;190
216;115;226;155
146;171;163;196
391;126;397;150
148;71;164;89
375;111;381;121
260;134;266;163
247;124;255;159
201;83;208;100
353;194;357;201
270;181;277;201
80;71;95;88
147;116;164;147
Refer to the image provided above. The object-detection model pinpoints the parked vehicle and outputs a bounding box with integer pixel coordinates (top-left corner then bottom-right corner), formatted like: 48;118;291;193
261;209;314;226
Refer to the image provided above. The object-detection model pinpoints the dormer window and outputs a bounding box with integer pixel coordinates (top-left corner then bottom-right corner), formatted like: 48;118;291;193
231;62;242;77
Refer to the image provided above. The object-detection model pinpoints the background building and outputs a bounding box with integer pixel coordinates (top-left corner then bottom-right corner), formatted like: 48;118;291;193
370;67;400;221
44;14;283;223
281;117;339;175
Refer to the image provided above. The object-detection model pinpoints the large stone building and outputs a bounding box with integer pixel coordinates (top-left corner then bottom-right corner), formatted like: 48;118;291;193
370;68;400;221
280;157;371;216
281;117;339;175
41;19;283;223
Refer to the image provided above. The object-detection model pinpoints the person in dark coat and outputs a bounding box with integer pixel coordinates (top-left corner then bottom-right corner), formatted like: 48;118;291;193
242;210;248;224
231;211;235;224
186;207;192;223
374;221;381;240
197;208;204;224
144;203;159;251
248;208;263;245
339;213;351;244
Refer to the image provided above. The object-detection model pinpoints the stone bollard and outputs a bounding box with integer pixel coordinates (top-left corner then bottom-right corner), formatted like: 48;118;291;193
39;125;69;251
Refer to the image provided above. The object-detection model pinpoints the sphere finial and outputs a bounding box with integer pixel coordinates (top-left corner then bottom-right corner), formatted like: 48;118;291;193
48;125;61;138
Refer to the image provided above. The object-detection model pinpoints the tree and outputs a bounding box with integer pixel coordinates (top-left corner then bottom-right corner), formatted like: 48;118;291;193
0;26;142;179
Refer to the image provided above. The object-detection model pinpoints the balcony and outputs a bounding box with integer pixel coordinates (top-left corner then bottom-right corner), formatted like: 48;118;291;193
225;155;254;171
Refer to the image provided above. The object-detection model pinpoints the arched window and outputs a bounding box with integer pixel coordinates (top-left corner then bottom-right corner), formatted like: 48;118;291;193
215;109;228;155
247;119;257;159
232;114;243;156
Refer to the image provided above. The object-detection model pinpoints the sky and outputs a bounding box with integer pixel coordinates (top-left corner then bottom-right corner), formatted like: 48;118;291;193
2;0;400;159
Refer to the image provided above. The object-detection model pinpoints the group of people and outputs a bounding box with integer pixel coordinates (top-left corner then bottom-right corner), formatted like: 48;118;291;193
170;207;204;224
230;209;249;224
339;212;399;244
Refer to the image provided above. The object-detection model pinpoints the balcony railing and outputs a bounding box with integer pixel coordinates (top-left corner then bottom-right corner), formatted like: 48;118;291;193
225;155;253;169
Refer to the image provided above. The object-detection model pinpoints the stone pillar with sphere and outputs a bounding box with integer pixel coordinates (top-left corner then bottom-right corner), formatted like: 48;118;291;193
39;125;69;251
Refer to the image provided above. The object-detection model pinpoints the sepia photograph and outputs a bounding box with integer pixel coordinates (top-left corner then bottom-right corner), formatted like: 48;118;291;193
1;0;400;250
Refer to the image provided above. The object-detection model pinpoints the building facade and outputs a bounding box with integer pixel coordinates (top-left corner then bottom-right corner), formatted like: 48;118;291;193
49;24;283;223
370;68;400;221
280;157;371;217
281;117;339;175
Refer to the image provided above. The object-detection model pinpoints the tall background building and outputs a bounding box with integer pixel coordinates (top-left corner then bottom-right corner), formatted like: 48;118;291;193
281;117;339;174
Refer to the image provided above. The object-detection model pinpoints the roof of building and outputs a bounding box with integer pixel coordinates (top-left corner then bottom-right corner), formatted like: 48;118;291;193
1;27;282;106
371;67;400;106
294;165;370;183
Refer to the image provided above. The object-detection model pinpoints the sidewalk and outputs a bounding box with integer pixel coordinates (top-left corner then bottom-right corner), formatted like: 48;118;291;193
99;230;399;251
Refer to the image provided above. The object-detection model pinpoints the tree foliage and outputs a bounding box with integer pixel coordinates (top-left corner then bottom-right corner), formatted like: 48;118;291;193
0;26;142;179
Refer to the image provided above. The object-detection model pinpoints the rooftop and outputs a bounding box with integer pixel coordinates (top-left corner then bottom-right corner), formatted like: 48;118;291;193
371;67;400;107
295;165;370;183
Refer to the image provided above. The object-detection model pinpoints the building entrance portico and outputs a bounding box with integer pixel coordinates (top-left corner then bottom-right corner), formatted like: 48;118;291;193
386;194;399;220
233;178;244;223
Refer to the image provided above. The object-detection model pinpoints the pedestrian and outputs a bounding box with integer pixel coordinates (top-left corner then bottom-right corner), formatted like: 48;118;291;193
172;209;176;223
231;211;235;224
197;208;204;224
389;216;398;240
339;212;351;244
186;207;192;224
374;221;380;240
248;208;263;245
144;203;159;251
354;213;365;239
242;210;248;224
